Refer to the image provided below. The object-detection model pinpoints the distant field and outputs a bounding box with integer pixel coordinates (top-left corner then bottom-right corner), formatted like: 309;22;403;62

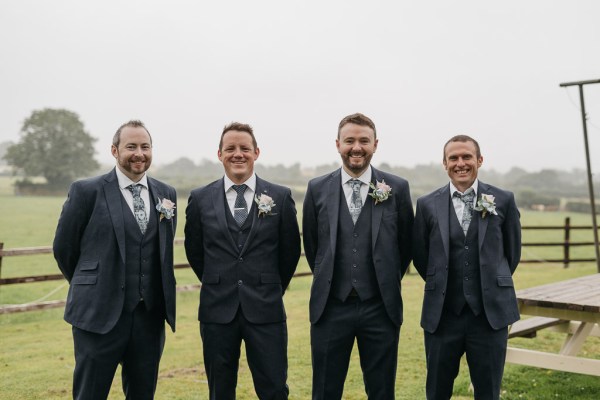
1;176;599;399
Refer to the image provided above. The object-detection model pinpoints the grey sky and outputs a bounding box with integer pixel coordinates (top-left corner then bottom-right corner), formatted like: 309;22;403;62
1;0;599;173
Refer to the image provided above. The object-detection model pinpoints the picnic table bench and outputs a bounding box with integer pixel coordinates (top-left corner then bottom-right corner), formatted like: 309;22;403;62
506;274;600;376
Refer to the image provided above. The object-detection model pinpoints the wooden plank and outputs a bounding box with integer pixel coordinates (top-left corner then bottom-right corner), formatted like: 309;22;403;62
508;317;566;338
506;347;600;376
0;246;53;256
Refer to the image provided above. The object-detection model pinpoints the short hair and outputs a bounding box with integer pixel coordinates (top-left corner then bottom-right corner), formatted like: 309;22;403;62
338;113;377;139
219;122;258;151
443;135;481;161
112;120;152;147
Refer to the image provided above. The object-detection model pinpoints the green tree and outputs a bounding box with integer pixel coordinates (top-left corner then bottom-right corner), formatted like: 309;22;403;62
4;108;99;187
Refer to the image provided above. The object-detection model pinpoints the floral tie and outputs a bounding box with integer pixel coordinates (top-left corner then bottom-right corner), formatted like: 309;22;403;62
232;184;249;227
126;184;148;234
349;179;363;224
453;188;475;235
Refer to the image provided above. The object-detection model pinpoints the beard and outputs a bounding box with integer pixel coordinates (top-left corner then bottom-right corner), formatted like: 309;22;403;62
341;151;372;175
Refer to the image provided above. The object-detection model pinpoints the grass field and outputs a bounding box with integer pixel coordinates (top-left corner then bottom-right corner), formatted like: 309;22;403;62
1;176;599;399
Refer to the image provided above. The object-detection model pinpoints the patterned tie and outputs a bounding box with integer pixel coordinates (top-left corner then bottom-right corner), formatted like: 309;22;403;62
349;179;363;224
232;184;249;227
453;188;475;235
126;184;148;234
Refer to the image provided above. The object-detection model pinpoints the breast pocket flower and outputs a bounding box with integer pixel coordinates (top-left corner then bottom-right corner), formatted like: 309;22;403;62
474;194;498;218
255;194;276;217
156;198;176;221
368;180;392;205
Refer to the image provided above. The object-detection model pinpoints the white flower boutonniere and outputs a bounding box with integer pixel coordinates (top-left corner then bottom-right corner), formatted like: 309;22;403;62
255;194;276;217
368;180;392;205
474;194;498;218
156;198;176;221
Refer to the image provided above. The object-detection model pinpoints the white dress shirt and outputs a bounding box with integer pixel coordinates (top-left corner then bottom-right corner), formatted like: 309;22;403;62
341;166;372;209
115;167;150;217
449;179;478;223
224;173;256;217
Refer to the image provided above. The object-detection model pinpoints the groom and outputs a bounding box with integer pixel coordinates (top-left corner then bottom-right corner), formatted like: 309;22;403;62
185;122;301;399
413;135;521;399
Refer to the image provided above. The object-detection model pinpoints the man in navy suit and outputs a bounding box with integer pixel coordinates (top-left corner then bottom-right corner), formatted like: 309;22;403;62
303;113;414;399
413;135;522;400
53;120;177;399
185;122;301;399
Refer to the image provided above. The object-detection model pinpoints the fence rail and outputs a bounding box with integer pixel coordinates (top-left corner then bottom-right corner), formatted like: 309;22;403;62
1;217;598;312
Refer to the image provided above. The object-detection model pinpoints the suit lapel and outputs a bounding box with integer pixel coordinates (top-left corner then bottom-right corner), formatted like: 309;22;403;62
477;181;490;249
212;178;238;252
148;178;167;266
370;168;383;250
435;185;451;261
104;169;126;265
240;177;265;256
327;169;342;254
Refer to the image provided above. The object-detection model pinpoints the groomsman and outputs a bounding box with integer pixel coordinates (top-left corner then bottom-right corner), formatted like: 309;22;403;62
413;135;521;400
53;120;177;399
185;122;301;399
303;113;414;399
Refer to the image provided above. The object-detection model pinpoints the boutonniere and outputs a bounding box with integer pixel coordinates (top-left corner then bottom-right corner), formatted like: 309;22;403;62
156;198;176;221
368;180;392;205
474;194;498;218
255;194;276;217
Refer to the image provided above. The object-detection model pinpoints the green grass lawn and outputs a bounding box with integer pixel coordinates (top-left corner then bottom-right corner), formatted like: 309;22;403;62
1;180;599;399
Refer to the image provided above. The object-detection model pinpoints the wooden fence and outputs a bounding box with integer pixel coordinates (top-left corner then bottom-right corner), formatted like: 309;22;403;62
1;217;598;313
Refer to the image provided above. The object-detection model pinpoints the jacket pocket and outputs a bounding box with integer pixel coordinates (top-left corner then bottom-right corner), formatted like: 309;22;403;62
79;260;98;271
72;275;97;285
202;273;220;284
497;276;514;287
261;273;281;284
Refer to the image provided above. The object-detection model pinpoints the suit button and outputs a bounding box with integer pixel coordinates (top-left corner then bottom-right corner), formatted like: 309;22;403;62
352;248;357;253
442;291;445;296
239;257;243;262
121;285;125;290
238;280;243;286
464;262;469;266
464;246;469;250
352;279;357;283
353;264;357;268
465;277;469;281
353;233;358;238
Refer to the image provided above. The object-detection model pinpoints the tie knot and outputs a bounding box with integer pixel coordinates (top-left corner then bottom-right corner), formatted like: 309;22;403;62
454;188;475;203
232;184;247;195
127;184;143;196
349;179;362;191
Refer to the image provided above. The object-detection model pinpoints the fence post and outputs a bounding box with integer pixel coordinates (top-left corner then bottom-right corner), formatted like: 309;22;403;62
563;217;571;268
0;242;3;279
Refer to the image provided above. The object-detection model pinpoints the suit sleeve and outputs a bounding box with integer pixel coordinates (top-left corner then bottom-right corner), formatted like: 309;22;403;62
302;182;318;271
184;192;205;282
397;180;415;278
53;182;90;282
502;192;522;274
412;200;429;280
278;188;301;292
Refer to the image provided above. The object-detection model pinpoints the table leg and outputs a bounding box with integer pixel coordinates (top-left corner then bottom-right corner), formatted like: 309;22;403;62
560;322;593;356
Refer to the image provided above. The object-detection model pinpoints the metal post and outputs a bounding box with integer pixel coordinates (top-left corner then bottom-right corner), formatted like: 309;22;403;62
560;79;600;272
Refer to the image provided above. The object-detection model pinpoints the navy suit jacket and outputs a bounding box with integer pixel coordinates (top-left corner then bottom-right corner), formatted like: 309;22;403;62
184;176;301;325
413;181;521;333
302;167;414;326
53;168;178;334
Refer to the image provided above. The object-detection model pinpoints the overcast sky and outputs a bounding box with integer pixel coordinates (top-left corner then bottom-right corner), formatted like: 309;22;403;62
1;0;599;173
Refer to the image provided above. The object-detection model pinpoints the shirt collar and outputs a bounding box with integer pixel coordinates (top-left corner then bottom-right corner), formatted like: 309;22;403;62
341;165;372;186
449;179;478;198
115;167;148;190
224;173;256;193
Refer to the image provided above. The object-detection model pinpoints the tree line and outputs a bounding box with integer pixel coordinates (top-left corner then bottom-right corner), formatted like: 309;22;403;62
2;108;598;212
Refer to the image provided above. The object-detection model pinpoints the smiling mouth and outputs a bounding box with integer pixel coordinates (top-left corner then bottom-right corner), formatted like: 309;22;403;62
455;169;470;176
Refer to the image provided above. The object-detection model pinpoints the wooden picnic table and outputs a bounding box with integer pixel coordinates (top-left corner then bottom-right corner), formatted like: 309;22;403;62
506;274;600;376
